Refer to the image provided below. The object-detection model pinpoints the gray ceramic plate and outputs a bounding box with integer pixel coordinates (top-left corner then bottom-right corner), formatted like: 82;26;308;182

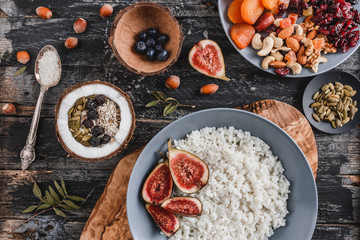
127;108;318;240
218;0;360;78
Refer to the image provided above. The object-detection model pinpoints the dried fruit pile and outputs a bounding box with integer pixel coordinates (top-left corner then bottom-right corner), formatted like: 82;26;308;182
68;94;120;147
310;81;358;128
227;0;360;76
142;139;209;237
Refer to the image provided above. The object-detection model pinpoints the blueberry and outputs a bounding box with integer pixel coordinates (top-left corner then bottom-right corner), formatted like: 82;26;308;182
135;41;147;54
89;137;101;147
146;48;156;61
101;134;111;144
85;99;98;110
155;49;168;61
156;34;168;45
155;44;163;51
82;119;94;129
147;27;158;37
95;94;106;105
91;125;104;137
145;37;156;48
87;110;98;120
138;31;147;41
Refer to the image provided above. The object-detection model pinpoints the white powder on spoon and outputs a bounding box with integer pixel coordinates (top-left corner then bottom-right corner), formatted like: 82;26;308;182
38;50;60;86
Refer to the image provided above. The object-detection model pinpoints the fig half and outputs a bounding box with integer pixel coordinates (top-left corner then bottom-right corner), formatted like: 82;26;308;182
188;39;230;81
161;197;202;217
145;203;180;237
167;139;209;194
142;162;173;205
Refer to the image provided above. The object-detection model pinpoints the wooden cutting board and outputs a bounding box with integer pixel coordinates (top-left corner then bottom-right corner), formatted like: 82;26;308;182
80;99;318;240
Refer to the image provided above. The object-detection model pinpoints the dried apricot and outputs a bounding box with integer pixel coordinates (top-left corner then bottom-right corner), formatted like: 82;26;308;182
231;23;255;49
284;50;296;63
241;0;264;25
288;13;298;24
228;0;244;24
280;18;291;29
262;0;278;10
313;38;325;50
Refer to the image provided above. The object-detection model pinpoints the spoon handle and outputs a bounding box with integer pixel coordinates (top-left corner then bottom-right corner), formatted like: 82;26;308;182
20;85;48;170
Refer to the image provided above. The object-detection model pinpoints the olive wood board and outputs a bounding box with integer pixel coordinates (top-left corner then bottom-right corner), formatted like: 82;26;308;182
80;99;318;240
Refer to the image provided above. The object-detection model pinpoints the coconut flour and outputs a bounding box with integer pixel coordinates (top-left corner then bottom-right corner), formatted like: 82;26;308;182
38;50;60;86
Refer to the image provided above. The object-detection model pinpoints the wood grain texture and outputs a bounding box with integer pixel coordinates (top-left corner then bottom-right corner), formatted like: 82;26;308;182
237;99;318;178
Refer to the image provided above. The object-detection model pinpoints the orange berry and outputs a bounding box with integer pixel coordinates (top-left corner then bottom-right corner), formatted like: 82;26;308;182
200;84;219;95
64;37;78;49
73;18;87;33
36;6;52;20
17;51;30;64
99;4;113;18
165;76;180;90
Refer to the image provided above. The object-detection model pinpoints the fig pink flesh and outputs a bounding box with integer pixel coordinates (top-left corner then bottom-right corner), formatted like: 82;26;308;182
171;153;205;190
146;204;179;237
163;198;201;216
191;43;222;76
144;164;172;204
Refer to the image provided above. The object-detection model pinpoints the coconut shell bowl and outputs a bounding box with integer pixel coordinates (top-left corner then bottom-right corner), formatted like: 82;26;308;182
108;2;184;76
55;80;135;162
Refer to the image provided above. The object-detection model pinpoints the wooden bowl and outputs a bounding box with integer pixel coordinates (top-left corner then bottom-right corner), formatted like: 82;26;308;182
109;2;184;76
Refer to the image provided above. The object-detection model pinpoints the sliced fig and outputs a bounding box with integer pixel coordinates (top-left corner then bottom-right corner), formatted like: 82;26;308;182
161;197;202;217
188;39;230;81
142;162;173;204
145;203;180;237
167;139;209;194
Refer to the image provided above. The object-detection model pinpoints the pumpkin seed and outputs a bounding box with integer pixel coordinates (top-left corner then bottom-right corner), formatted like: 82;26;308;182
73;111;82;117
69;116;80;121
313;114;320;122
335;118;341;128
342;117;350;124
310;102;320;108
81;134;92;142
81;141;91;147
73;129;82;138
68;107;74;115
77;105;84;111
349;105;355;119
75;135;83;142
313;91;319;100
69;121;79;132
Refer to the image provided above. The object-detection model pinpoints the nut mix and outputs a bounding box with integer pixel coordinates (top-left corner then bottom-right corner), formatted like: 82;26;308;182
310;82;358;128
68;94;121;147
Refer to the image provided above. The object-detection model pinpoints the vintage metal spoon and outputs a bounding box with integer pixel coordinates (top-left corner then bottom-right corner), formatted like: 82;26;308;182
20;45;62;170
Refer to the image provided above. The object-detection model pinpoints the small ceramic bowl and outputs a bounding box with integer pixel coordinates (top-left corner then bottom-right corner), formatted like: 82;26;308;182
109;2;184;76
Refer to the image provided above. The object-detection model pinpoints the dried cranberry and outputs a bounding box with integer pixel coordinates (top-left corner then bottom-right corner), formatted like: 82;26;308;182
349;35;360;47
266;24;279;34
319;26;330;35
354;10;360;24
329;22;345;35
348;30;360;39
275;67;291;77
274;3;286;19
341;42;350;52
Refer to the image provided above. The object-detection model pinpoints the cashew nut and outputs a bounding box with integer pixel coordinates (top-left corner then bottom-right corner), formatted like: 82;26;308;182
271;51;284;61
293;24;304;36
301;37;313;47
271;46;292;53
269;32;283;49
274;18;282;27
287;62;302;75
262;56;276;70
257;37;274;56
311;56;328;73
251;33;263;50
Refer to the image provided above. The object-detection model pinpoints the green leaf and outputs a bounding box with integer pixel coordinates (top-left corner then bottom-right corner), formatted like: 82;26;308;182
49;186;60;202
151;91;161;100
165;97;178;102
68;195;85;202
61;179;68;195
45;190;55;206
54;180;65;197
165;104;178;116
14;66;26;77
33;182;42;200
64;200;80;209
53;208;67;218
157;91;166;100
163;104;173;117
59;203;76;210
145;100;160;107
22;205;37;213
37;204;51;210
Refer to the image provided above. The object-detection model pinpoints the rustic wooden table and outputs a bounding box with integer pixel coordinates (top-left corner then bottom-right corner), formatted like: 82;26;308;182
0;1;359;239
